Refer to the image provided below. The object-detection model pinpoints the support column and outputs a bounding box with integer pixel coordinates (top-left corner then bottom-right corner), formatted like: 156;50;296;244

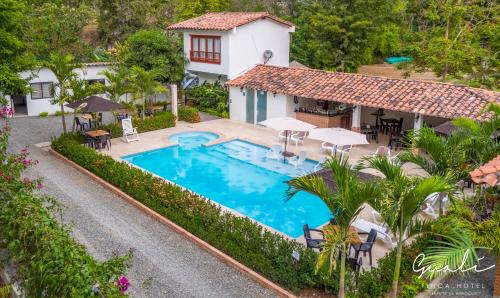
351;105;361;132
414;113;423;131
170;84;178;122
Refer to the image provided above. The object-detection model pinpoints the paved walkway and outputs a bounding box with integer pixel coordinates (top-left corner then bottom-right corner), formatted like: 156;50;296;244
6;116;275;298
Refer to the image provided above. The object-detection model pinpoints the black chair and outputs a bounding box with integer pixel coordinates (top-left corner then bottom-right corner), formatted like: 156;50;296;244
348;257;363;273
329;218;338;225
379;119;390;135
303;224;325;251
394;117;404;133
84;135;95;148
106;129;112;147
350;228;377;266
95;135;109;151
75;117;89;131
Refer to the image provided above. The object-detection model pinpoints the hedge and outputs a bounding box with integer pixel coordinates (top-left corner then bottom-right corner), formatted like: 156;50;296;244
178;106;201;123
0;126;129;297
51;134;431;295
52;135;319;292
101;111;176;138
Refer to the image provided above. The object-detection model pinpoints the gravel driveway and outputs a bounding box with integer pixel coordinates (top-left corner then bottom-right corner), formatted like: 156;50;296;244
6;116;275;298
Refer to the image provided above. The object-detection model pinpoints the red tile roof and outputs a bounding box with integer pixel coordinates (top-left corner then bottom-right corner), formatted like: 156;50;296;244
168;12;294;31
470;155;500;186
226;65;499;120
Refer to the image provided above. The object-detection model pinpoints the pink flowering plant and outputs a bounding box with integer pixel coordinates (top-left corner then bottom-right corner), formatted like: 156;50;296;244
0;122;131;297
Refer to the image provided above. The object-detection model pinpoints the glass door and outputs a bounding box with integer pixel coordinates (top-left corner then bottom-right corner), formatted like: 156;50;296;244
245;89;255;124
256;90;267;123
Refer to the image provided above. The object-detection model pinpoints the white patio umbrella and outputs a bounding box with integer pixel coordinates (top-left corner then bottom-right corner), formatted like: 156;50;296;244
308;127;369;150
258;117;316;158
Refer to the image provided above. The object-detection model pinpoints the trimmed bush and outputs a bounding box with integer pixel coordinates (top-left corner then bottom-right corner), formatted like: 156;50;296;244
178;106;201;123
52;135;318;292
39;111;49;117
101;111;176;138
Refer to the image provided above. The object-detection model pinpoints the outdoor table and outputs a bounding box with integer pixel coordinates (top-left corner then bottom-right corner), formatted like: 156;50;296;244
323;225;363;244
283;151;295;158
85;130;110;138
81;114;93;128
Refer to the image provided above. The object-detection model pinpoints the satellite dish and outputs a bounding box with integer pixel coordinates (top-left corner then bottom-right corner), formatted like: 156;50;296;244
263;50;274;64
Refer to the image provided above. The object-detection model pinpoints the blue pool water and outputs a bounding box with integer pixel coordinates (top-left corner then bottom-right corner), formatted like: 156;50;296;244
122;132;331;238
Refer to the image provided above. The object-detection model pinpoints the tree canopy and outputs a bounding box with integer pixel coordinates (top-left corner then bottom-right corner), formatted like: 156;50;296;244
116;30;185;83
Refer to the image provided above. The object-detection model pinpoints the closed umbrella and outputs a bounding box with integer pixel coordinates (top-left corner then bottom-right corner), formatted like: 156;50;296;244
308;127;368;150
258;117;316;159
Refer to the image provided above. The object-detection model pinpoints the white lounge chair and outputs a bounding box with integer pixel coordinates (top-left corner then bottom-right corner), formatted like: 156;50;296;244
291;131;307;146
373;146;400;162
289;151;307;168
321;142;336;155
352;219;396;248
266;145;283;160
121;118;139;143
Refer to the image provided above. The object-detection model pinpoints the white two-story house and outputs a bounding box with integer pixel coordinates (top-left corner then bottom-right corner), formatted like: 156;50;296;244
168;12;295;85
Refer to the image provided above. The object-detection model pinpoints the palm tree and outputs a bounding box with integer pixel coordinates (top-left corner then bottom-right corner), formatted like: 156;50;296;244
287;156;379;298
361;156;470;298
42;52;82;133
99;67;131;102
401;102;500;182
128;66;167;119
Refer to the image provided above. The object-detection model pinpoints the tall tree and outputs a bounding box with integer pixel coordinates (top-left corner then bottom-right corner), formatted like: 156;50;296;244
116;30;185;83
288;157;379;298
25;2;94;61
402;0;499;88
0;0;32;96
129;66;167;119
42;52;82;133
97;0;175;46
290;0;403;72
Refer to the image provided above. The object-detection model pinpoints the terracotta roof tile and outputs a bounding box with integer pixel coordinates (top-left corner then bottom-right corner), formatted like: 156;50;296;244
470;155;500;186
168;12;294;31
227;65;499;120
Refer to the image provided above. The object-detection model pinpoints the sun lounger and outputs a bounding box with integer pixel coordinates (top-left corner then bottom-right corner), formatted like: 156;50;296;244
266;144;283;160
352;218;396;248
289;151;306;168
122;118;139;143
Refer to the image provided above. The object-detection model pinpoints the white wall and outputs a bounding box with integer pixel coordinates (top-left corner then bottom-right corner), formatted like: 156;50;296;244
229;86;246;122
17;65;112;116
228;19;292;79
266;93;288;119
182;30;230;76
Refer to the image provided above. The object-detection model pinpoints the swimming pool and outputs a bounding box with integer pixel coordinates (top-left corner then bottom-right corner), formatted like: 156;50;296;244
122;131;331;238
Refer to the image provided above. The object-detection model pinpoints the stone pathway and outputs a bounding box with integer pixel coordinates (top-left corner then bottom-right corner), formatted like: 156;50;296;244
6;116;275;298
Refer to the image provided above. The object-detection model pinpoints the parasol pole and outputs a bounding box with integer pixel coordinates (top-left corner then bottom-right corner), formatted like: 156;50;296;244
283;130;289;163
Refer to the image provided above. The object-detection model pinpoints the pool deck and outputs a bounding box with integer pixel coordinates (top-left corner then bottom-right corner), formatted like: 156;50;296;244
103;119;424;268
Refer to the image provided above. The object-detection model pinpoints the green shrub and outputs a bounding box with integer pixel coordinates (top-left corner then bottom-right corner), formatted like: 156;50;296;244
54;110;69;116
401;276;428;298
0;126;129;297
51;135;319;292
178;106;201;123
186;81;228;115
39;111;49;117
101;111;176;138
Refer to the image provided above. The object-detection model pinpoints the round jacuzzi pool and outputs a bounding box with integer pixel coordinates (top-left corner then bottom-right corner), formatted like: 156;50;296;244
168;131;219;148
